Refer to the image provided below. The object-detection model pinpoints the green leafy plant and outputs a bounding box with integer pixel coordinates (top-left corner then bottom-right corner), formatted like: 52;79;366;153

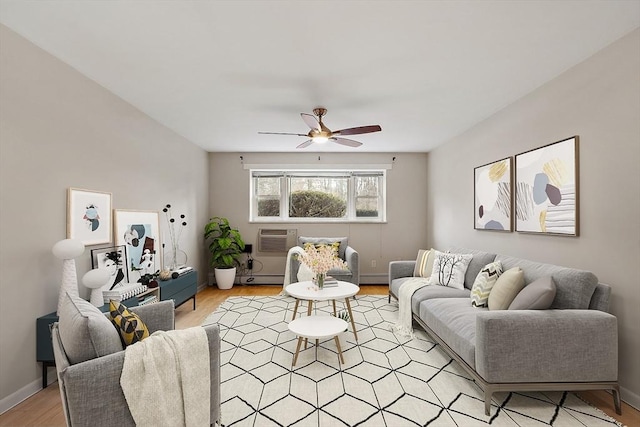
204;216;245;269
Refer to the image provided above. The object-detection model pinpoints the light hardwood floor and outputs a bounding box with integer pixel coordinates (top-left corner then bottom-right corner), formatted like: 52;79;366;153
1;285;637;426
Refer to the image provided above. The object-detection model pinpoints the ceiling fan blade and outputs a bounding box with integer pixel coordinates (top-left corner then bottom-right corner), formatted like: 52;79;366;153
332;137;363;148
258;132;308;137
333;125;381;136
296;139;315;149
301;113;321;130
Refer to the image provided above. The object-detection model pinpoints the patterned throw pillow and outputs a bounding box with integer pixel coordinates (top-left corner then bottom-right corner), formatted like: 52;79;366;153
413;249;436;278
470;261;503;307
109;300;150;345
428;251;473;289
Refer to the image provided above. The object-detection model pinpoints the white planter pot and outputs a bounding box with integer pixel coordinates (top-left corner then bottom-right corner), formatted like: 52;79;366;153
214;267;236;290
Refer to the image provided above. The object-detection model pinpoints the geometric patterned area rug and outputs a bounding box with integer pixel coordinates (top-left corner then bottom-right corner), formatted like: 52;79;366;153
202;295;621;427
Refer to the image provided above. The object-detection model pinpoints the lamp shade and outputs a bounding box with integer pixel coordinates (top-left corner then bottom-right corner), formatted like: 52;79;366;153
52;239;85;260
82;268;111;289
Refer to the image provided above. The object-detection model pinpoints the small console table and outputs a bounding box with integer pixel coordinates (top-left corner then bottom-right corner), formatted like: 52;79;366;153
36;270;197;388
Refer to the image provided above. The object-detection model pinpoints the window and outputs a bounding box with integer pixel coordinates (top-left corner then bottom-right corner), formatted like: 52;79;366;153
251;169;386;222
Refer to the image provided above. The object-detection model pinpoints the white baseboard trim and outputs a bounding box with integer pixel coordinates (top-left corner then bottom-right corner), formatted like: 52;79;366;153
0;367;56;415
621;385;640;411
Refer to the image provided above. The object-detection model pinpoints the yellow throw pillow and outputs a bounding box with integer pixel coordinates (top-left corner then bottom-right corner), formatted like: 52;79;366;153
109;300;150;345
488;267;525;310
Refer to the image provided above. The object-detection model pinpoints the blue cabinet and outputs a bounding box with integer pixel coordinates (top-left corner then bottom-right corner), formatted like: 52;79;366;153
160;270;197;309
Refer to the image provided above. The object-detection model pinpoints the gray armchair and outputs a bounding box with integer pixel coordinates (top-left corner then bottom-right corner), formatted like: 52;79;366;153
51;300;221;427
289;236;360;286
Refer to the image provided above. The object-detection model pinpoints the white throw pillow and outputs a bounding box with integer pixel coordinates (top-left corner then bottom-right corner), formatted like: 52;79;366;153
428;251;473;289
470;261;503;307
488;267;525;310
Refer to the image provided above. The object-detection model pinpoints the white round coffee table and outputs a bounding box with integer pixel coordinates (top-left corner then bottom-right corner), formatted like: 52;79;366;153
286;280;359;342
288;315;348;366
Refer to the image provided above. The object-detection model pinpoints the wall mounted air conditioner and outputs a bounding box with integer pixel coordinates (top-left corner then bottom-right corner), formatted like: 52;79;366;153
257;228;297;253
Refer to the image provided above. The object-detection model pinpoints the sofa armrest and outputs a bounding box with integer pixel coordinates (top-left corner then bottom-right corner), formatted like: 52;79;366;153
61;323;221;427
204;324;221;425
345;246;359;285
130;299;175;333
63;350;135;426
389;261;415;283
475;310;618;384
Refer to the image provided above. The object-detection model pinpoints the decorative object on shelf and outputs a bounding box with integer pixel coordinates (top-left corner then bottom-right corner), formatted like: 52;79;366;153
158;268;172;281
474;157;513;231
82;268;111;306
90;245;128;290
296;243;347;290
162;203;188;270
114;210;161;283
137;272;159;288
204;216;245;290
515;136;579;236
52;238;85;314
67;188;112;246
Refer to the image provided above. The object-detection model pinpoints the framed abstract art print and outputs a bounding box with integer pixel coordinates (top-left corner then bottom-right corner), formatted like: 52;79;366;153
67;188;112;245
474;157;512;231
114;209;161;282
515;136;579;236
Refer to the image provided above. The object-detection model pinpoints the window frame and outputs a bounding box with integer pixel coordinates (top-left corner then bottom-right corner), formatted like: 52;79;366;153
250;168;387;223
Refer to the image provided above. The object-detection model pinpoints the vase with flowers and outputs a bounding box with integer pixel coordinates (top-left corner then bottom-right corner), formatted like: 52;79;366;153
162;203;187;271
296;243;347;289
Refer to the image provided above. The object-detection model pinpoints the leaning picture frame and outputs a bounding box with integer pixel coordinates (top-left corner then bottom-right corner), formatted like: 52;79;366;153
113;210;161;283
474;157;513;231
90;245;129;290
515;136;579;236
67;188;112;245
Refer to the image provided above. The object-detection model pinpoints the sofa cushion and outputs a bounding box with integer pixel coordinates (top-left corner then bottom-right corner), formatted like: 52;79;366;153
428;251;473;289
488;267;525;310
509;276;556;310
58;292;123;365
109;300;150;345
470;261;503;307
413;249;435;278
495;255;598;309
298;237;347;260
419;298;484;368
411;285;470;314
449;247;497;289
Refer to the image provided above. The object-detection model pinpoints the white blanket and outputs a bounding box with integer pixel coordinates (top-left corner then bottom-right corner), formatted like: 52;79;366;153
391;277;430;338
120;327;210;427
281;246;313;295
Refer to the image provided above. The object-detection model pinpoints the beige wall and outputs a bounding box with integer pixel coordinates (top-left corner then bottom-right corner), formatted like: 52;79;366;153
0;25;210;407
427;29;640;407
208;152;429;283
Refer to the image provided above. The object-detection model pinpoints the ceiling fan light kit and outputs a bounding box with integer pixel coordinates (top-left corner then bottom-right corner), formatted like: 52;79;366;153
259;107;382;149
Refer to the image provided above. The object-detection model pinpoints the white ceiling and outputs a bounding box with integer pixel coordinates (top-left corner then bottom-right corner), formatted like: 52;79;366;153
1;1;639;153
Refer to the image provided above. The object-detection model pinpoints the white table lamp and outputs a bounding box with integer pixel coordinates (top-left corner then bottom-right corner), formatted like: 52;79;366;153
82;268;111;306
52;239;85;314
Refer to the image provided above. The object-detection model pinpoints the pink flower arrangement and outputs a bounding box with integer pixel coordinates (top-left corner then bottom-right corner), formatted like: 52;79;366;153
297;243;347;276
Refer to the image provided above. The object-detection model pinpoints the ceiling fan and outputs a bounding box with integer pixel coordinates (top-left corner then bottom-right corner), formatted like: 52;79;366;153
259;107;382;149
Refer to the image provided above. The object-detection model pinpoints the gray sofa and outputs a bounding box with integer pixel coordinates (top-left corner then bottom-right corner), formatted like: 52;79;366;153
388;247;621;416
52;300;221;427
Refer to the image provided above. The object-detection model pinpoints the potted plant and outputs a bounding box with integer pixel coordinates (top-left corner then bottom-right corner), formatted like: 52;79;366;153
204;216;245;289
